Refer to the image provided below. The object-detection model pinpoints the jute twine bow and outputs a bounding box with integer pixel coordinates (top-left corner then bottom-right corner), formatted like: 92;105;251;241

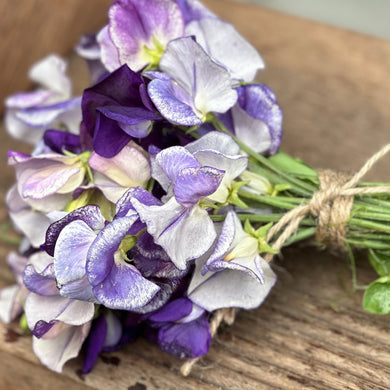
181;143;390;376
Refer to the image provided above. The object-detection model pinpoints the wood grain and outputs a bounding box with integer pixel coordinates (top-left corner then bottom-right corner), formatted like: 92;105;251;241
0;0;110;108
1;0;390;389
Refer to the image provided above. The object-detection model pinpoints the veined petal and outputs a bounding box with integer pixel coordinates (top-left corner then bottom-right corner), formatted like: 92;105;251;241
132;198;216;270
148;78;203;126
33;323;91;373
185;19;264;82
109;0;184;71
159;37;237;116
174;166;224;206
97;26;121;72
188;256;276;311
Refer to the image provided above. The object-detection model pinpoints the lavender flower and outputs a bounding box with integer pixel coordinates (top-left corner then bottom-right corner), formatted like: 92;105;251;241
5;55;81;145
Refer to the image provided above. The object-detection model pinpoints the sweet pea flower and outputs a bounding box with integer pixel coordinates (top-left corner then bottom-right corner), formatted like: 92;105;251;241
5;55;81;145
185;18;264;82
86;188;186;312
147;37;237;126
8;150;92;213
89;141;151;203
132;132;248;269
188;211;277;311
81;64;161;158
22;251;94;373
147;297;211;359
0;252;29;324
98;0;185;72
220;84;283;155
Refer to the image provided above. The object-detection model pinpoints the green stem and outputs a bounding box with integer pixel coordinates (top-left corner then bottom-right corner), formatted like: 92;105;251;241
211;117;315;196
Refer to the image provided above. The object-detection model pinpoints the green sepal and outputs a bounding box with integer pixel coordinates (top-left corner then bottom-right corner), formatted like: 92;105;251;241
269;151;318;179
19;313;30;333
244;220;278;255
362;276;390;314
368;249;390;277
227;181;249;209
271;183;292;196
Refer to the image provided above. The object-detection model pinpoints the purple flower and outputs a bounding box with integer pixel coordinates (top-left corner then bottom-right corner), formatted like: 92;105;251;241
188;211;277;311
5;55;81;145
99;0;185;72
8;150;90;213
132;132;247;269
0;252;29;324
185;18;264;82
81;65;161;157
148;297;211;359
147;37;237;126
220;84;283;155
89;141;151;203
22;251;94;373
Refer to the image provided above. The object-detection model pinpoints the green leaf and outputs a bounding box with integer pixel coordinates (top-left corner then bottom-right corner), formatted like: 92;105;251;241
269;151;318;179
363;276;390;314
368;249;390;277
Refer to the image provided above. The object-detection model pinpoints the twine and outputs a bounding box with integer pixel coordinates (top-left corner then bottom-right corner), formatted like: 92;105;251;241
181;143;390;376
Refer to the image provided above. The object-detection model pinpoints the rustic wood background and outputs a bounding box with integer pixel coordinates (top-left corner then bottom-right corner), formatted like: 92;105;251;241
1;0;390;389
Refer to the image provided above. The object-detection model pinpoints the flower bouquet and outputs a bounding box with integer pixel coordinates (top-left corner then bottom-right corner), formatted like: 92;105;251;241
1;0;390;377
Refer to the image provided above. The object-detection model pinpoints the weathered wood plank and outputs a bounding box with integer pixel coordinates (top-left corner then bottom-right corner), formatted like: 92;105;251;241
1;0;390;389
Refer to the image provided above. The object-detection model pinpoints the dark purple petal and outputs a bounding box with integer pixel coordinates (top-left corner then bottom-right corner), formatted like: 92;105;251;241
45;205;105;256
97;105;160;124
32;320;56;338
43;130;81;154
149;297;192;323
174;166;224;206
93;112;132;157
237;84;283;154
82;315;107;374
158;312;211;358
148;79;203;126
82;65;144;135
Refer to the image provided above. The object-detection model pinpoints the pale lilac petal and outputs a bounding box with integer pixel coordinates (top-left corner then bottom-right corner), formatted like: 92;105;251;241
174;166;224;206
160;37;237;116
5;90;53;109
232;104;271;154
176;0;216;23
25;293;94;330
75;34;102;61
87;216;160;310
45;205;105;256
23;263;58;296
148;78;203;126
185;19;264;82
103;311;122;348
6;251;29;285
155;146;199;187
90;141;151;189
97;26;121;72
0;285;22;323
109;0;184;71
185;131;240;156
28;54;71;96
32;323;91;373
132;198;216;270
188;256;276;311
16;98;81;128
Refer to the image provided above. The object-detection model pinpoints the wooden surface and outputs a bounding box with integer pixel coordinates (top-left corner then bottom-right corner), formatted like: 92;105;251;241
1;0;390;388
0;0;110;108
